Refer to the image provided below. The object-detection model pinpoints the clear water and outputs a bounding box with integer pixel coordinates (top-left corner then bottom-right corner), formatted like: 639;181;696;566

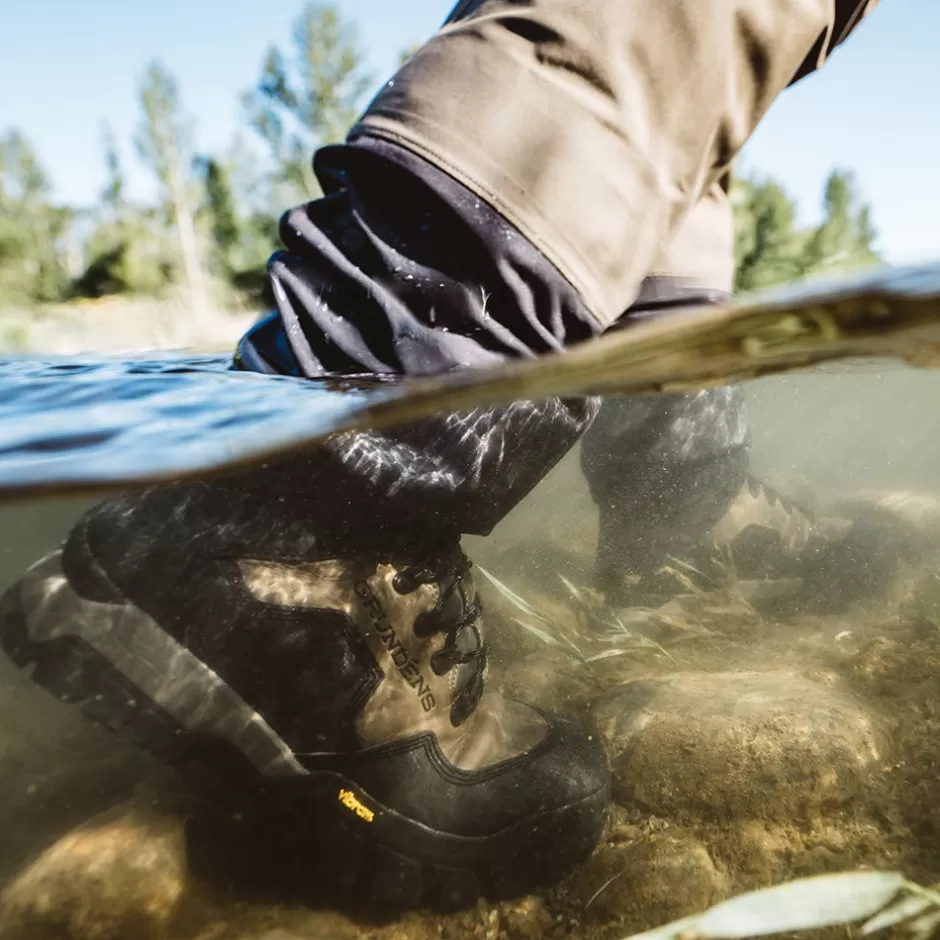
2;354;940;939
0;355;407;494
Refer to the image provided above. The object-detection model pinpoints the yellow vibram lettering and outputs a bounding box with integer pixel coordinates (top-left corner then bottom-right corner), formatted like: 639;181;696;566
338;788;375;823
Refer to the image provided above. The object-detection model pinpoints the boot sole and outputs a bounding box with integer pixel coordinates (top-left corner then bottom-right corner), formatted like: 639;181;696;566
0;549;608;909
190;766;606;909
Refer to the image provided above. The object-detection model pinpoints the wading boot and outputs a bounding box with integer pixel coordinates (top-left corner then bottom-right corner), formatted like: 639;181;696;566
604;474;908;614
708;476;818;578
599;474;821;608
0;482;609;909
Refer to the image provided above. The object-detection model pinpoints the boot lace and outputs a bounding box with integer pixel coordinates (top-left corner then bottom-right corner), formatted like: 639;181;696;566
393;553;487;727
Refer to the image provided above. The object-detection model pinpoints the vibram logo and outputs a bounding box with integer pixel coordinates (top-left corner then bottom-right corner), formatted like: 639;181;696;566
338;788;375;823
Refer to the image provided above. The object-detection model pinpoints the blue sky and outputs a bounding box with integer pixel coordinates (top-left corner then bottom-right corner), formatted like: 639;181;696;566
1;0;936;264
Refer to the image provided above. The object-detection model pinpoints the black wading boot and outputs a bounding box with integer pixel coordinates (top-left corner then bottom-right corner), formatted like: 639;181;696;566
594;467;820;608
0;479;609;910
597;471;909;614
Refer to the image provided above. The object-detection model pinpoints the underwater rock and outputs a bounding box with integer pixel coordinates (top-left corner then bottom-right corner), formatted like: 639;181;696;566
0;654;154;883
0;801;186;940
213;917;375;940
571;833;722;929
590;671;880;821
494;896;554;939
850;637;903;688
210;896;553;940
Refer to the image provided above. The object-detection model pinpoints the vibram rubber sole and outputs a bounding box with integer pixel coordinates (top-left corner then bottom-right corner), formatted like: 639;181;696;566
188;768;606;909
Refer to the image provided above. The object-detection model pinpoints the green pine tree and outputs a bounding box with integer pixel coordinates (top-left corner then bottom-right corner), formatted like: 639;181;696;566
244;2;372;198
733;169;882;293
196;156;241;277
0;130;70;304
135;61;210;320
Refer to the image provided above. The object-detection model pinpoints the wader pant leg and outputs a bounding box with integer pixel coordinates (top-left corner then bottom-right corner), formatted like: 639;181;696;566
235;0;878;545
580;388;751;598
579;185;748;597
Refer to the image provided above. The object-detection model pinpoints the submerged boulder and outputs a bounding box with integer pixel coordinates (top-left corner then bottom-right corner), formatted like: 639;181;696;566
590;671;881;822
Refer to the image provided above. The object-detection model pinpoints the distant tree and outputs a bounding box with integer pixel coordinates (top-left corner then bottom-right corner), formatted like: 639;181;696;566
136;61;209;319
224;133;270;216
74;124;181;299
733;169;881;293
215;134;280;276
73;124;129;297
800;169;881;276
195;156;240;277
733;177;804;292
0;130;70;303
99;122;125;221
244;2;372;197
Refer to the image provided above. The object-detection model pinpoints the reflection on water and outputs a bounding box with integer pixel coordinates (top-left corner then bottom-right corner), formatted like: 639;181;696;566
3;363;940;939
0;355;405;494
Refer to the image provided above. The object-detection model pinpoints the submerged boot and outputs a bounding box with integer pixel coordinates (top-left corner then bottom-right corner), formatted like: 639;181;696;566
703;478;921;611
0;482;609;908
598;473;820;608
603;474;898;613
708;476;818;579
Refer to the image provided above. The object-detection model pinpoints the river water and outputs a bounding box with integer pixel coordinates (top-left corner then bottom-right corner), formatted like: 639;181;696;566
2;350;940;939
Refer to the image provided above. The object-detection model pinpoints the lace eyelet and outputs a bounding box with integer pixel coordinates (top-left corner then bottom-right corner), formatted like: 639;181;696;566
394;566;437;594
392;572;414;594
430;650;453;676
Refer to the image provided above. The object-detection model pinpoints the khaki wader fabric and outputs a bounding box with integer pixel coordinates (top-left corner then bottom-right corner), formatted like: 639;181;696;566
350;0;878;326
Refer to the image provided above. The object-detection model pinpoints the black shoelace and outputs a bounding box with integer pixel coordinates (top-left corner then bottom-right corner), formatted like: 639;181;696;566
393;553;487;726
